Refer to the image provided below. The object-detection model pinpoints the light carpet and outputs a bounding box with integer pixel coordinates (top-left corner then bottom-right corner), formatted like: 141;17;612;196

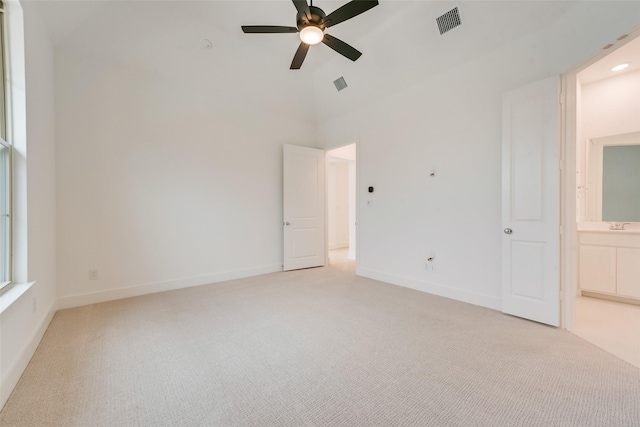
2;266;639;426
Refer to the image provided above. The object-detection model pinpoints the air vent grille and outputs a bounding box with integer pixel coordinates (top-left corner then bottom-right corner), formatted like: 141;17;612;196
333;76;348;92
436;7;462;35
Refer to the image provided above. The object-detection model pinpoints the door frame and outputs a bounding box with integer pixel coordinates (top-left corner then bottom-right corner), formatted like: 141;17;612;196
560;27;640;330
324;141;359;272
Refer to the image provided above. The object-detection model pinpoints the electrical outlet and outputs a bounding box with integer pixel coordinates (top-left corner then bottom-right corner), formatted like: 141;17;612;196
425;252;437;272
425;262;437;272
89;269;98;280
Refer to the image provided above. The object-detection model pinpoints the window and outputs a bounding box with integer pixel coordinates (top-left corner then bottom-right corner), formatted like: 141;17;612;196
0;1;11;290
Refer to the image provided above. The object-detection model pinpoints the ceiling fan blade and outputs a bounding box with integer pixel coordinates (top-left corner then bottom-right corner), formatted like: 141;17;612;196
292;0;311;18
290;42;310;70
242;26;298;34
322;34;362;61
322;0;379;28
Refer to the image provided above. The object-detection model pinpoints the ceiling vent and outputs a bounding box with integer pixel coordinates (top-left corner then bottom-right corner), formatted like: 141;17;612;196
436;7;462;35
333;76;348;92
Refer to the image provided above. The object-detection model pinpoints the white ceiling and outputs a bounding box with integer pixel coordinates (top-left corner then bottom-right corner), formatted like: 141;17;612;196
327;143;355;161
34;1;584;76
578;34;640;85
33;1;617;123
309;0;581;121
33;0;413;72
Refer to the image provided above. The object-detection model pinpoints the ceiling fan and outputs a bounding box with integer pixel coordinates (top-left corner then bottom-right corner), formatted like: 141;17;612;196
241;0;379;70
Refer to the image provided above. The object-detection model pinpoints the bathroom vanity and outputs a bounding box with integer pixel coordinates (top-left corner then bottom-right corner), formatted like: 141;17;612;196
579;225;640;302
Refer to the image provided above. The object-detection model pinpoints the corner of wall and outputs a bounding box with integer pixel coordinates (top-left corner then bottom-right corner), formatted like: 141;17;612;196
0;297;56;409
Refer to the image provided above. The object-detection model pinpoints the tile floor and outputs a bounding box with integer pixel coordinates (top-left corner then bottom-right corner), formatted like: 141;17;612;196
328;247;355;273
573;295;640;369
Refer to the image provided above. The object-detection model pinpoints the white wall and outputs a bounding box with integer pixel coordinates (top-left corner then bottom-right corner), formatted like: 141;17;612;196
54;2;318;307
0;0;57;408
337;163;349;247
326;144;356;256
327;161;349;249
348;160;356;260
313;1;640;309
581;69;640;140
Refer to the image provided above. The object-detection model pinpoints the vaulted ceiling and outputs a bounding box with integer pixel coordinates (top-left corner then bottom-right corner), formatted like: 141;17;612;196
32;1;636;123
34;0;411;72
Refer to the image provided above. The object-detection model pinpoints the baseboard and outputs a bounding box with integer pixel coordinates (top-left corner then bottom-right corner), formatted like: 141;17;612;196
358;268;501;311
329;244;349;251
0;299;56;410
581;290;640;306
57;264;283;310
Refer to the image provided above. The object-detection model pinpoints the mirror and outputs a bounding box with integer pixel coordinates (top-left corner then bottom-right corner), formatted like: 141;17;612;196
585;131;640;222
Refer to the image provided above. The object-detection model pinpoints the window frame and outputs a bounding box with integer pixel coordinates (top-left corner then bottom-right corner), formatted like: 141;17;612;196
0;2;12;291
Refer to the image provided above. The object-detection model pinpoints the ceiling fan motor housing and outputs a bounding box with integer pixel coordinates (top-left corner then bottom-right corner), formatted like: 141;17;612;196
297;6;326;31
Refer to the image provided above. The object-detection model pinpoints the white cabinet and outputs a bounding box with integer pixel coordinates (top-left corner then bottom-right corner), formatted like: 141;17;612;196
579;231;640;302
617;248;640;299
579;245;616;294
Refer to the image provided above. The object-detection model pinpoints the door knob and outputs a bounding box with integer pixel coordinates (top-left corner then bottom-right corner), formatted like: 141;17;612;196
504;228;513;235
284;222;290;226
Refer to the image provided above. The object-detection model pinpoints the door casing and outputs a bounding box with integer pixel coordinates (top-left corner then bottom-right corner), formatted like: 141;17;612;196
559;27;640;331
323;141;359;272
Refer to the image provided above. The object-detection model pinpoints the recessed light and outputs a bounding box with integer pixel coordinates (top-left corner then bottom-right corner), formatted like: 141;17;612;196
612;63;629;72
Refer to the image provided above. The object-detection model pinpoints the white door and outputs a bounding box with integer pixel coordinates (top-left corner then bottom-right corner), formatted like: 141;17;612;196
283;144;325;271
502;76;560;326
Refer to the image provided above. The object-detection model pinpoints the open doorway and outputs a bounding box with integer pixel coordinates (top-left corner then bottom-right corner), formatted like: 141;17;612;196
563;31;640;368
326;143;356;273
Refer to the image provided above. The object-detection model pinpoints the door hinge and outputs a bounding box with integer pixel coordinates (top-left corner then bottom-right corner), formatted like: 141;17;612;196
559;93;565;105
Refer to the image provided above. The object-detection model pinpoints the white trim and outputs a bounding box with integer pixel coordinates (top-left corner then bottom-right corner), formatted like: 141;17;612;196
355;142;360;274
0;5;12;287
57;264;282;310
329;242;349;250
561;72;578;330
0;280;32;313
588;132;640;222
0;298;56;410
323;140;359;272
560;26;640;332
358;268;502;311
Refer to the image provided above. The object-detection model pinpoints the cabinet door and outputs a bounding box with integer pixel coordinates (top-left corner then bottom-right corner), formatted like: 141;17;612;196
617;247;640;299
579;245;616;294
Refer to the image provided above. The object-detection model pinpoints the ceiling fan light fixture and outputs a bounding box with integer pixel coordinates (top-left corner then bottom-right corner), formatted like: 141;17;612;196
241;0;379;69
611;63;629;72
300;26;324;45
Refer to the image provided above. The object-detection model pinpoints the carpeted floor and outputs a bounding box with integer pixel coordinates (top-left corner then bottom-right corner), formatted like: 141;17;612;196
2;266;640;426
